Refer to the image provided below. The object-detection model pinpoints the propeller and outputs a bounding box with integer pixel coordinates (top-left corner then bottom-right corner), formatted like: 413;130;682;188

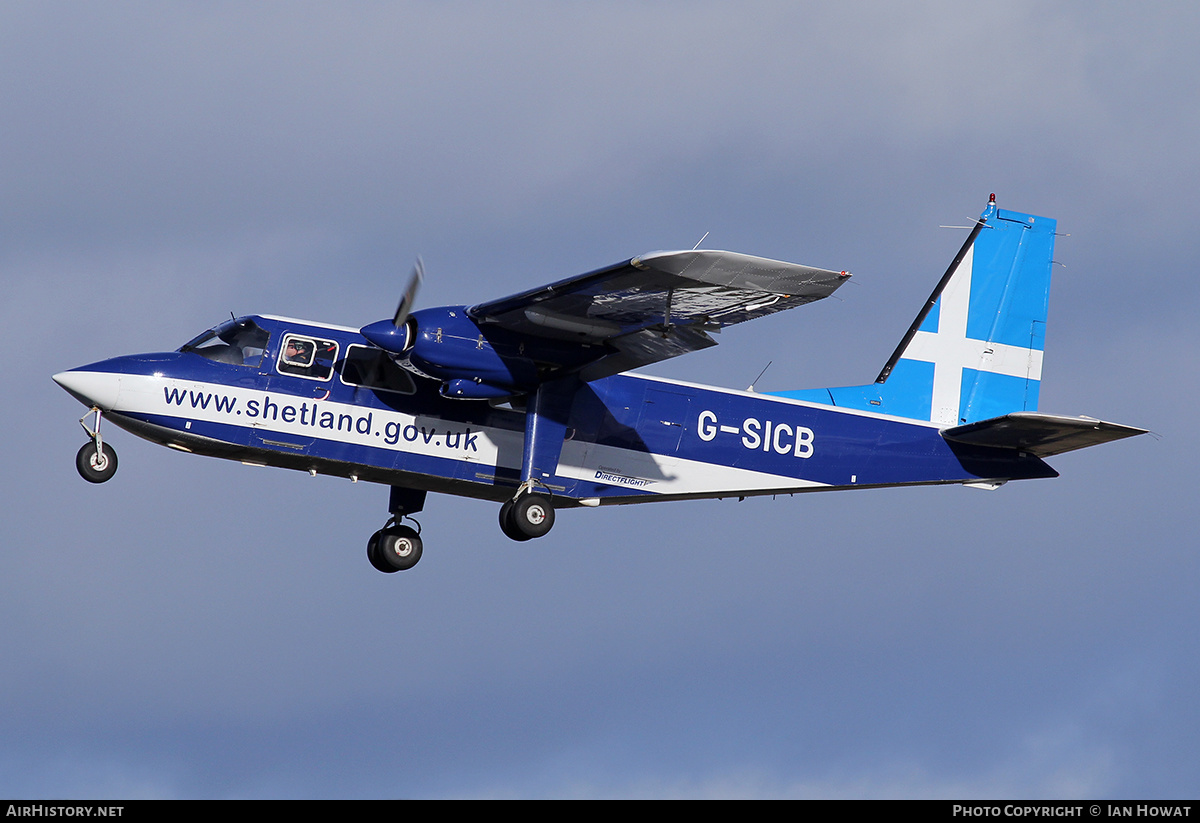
392;257;424;328
360;259;425;354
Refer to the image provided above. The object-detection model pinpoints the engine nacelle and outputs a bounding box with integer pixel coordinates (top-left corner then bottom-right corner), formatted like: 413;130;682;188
362;306;541;395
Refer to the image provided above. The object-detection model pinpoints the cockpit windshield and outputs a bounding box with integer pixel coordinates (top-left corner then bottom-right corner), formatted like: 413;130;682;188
180;318;271;367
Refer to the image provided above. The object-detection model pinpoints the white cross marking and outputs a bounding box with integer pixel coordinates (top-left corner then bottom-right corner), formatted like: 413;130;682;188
901;245;1043;426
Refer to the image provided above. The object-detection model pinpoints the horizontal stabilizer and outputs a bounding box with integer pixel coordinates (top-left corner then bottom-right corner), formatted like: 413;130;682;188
941;412;1147;457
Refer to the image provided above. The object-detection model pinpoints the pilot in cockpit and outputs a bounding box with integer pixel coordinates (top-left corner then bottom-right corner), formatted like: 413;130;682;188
284;337;313;366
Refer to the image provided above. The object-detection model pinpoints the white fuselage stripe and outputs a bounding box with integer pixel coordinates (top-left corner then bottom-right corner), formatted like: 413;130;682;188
107;371;829;498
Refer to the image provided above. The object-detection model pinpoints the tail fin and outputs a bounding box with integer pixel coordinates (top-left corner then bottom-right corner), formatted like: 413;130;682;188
773;195;1055;426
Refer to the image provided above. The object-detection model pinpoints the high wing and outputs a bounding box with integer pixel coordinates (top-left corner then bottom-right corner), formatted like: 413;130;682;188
467;250;850;381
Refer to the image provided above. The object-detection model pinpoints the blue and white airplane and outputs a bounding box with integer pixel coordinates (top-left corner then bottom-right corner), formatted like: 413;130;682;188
54;195;1144;572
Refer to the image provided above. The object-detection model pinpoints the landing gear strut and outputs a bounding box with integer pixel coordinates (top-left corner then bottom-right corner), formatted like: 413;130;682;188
498;376;574;542
75;407;118;483
367;486;427;573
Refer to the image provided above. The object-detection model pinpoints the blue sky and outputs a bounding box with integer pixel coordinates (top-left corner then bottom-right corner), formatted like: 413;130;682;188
2;2;1195;798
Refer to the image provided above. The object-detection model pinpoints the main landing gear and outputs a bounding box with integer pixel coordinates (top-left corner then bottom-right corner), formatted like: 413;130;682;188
75;407;118;484
365;484;558;572
367;521;423;573
498;376;570;543
499;488;555;542
368;364;572;567
368;486;427;573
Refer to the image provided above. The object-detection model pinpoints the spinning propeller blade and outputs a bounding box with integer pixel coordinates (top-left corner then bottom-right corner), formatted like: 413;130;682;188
392;258;424;328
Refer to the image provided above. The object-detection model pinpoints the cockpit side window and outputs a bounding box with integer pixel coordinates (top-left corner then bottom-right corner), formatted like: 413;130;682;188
181;318;270;367
277;333;337;380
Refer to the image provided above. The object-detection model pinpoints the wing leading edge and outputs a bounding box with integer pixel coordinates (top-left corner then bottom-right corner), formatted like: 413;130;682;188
468;250;850;381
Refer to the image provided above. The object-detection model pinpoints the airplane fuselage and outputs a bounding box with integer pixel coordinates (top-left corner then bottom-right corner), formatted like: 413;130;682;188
57;314;1056;512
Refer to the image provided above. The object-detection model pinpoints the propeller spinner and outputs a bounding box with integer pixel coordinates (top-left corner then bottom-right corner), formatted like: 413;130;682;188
361;259;424;354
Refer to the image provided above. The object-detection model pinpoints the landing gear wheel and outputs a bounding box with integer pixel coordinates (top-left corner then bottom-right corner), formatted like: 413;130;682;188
366;531;396;573
507;494;555;540
499;499;533;542
76;442;118;484
374;524;423;571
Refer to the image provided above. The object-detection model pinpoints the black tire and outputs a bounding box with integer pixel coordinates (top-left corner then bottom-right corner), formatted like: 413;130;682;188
76;442;118;484
376;525;423;571
366;530;398;573
499;499;533;542
511;494;555;539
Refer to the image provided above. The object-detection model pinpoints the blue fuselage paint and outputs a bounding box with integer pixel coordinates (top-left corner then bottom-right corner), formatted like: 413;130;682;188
61;315;1056;506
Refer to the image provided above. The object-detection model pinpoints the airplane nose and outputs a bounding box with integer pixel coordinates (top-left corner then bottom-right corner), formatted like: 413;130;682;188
52;370;122;411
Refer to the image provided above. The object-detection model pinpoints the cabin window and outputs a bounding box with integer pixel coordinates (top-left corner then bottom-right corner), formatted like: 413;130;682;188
180;318;271;367
340;345;416;395
277;333;338;380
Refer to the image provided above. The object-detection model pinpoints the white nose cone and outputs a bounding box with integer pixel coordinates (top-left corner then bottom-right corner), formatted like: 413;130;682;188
52;370;122;411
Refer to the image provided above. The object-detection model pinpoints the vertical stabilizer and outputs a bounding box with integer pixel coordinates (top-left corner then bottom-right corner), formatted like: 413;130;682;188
772;195;1055;425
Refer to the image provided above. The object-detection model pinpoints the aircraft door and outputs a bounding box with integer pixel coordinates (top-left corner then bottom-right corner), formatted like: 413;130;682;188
636;387;693;454
252;332;341;454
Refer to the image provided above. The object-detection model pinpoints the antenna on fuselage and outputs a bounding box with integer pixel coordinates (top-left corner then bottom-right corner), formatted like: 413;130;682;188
747;360;772;393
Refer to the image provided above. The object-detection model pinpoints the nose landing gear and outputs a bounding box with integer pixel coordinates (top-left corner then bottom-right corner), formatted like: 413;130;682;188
75;407;118;483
